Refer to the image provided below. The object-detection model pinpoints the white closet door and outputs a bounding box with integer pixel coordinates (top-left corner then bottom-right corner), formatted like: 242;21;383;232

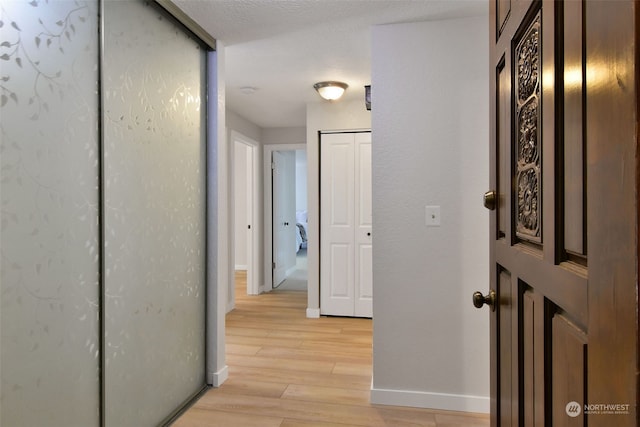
354;133;373;317
320;132;372;317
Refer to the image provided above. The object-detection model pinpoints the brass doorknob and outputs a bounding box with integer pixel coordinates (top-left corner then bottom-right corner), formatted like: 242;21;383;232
483;190;497;211
473;290;496;311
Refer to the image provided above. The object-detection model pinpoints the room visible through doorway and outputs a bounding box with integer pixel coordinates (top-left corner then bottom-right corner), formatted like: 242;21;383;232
272;148;308;292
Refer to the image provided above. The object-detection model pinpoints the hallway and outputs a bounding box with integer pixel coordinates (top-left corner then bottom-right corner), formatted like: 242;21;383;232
174;272;489;426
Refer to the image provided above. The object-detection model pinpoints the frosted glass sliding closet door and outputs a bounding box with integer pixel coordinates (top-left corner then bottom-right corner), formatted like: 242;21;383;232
102;1;208;426
1;1;101;426
2;1;210;425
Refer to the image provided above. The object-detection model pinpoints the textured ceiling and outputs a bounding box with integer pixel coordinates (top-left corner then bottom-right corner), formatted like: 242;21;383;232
172;0;488;128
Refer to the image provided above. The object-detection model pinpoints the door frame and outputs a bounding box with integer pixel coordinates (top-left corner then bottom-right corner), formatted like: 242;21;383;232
263;143;306;292
231;131;260;300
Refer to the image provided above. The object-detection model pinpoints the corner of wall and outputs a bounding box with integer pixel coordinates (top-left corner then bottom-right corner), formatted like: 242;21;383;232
370;15;490;410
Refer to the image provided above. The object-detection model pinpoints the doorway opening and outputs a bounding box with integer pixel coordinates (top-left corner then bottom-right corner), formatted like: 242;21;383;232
232;131;260;310
273;148;308;291
264;144;308;293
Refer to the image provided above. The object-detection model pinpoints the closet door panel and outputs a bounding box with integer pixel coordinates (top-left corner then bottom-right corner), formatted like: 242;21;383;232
355;244;373;317
102;1;207;425
354;133;373;317
0;2;101;426
320;133;355;316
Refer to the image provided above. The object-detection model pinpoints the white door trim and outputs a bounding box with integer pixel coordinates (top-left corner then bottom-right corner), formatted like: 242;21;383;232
263;144;306;291
231;131;260;298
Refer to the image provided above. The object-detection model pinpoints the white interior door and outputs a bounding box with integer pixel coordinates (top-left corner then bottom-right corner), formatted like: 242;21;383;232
272;150;296;286
320;132;372;317
233;139;257;300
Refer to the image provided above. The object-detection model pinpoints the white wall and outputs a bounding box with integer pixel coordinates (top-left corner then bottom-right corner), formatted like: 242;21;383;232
263;126;306;145
227;111;265;297
370;16;490;412
295;150;307;212
227;109;262;143
234;142;249;269
306;100;371;316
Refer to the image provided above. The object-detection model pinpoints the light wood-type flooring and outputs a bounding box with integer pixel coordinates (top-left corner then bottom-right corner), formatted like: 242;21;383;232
173;271;489;427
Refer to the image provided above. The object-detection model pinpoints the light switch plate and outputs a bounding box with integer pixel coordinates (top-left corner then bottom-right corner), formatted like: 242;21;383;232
425;206;441;227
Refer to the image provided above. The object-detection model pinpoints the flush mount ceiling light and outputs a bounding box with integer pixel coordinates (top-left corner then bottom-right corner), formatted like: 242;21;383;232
313;81;348;101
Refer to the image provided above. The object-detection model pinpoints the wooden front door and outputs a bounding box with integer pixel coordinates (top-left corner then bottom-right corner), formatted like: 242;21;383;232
483;1;638;426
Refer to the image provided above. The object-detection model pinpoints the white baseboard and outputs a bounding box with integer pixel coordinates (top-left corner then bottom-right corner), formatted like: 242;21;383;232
209;365;228;387
225;304;233;314
234;265;248;271
370;387;489;414
306;307;320;318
